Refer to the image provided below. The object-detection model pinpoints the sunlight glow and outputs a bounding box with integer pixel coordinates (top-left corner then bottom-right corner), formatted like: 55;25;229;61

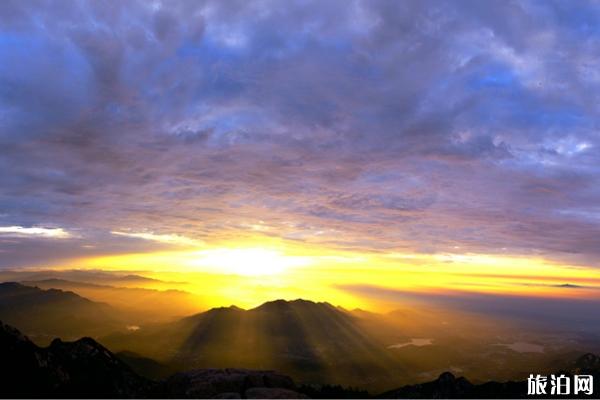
186;247;312;276
67;240;600;311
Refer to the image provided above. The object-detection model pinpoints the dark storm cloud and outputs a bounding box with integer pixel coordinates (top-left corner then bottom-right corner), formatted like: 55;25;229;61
1;0;600;267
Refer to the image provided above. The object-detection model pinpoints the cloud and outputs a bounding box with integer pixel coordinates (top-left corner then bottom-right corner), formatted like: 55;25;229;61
0;0;600;267
0;226;72;239
110;231;202;247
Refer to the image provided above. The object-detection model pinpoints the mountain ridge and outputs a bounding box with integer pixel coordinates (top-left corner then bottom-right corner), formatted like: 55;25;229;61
0;282;123;343
0;319;150;397
2;320;599;398
0;321;308;398
12;279;203;324
102;297;403;390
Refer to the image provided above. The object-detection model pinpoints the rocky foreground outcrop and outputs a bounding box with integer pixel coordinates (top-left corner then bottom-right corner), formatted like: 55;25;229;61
378;353;600;399
0;320;150;397
377;371;522;399
0;320;307;398
153;368;307;398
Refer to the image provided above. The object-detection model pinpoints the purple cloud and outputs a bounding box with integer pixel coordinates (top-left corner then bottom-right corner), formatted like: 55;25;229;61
1;0;600;267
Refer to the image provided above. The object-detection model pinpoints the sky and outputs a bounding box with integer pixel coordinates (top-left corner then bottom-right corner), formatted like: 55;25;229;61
1;0;600;309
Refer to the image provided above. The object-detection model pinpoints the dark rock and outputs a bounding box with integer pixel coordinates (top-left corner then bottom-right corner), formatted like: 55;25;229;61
378;354;600;399
154;368;301;399
297;383;370;398
379;372;474;399
245;387;308;398
573;353;600;373
0;320;150;398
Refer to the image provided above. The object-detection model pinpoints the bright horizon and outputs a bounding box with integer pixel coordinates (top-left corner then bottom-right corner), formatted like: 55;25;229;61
8;238;597;312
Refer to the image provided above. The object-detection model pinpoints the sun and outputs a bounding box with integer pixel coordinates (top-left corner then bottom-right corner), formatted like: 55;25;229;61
188;247;311;276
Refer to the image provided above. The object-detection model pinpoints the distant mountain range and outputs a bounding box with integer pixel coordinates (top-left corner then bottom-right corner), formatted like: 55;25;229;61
0;279;204;344
0;282;123;343
0;269;204;323
0;269;169;287
21;278;202;322
2;320;599;398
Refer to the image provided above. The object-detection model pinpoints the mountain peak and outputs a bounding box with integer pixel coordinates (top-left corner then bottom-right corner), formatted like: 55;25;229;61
574;352;600;372
0;320;31;344
207;305;245;313
379;371;474;399
0;281;20;287
0;280;89;301
0;281;28;290
252;298;334;311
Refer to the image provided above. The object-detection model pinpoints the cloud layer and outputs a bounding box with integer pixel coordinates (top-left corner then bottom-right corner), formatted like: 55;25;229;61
1;0;600;267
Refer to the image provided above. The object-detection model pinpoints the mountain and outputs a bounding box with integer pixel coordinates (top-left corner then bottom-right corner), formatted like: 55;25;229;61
21;278;203;323
103;299;403;390
0;269;172;288
3;317;599;398
0;321;308;399
0;320;150;397
0;282;124;344
571;352;600;374
377;371;523;399
105;298;587;390
378;353;600;399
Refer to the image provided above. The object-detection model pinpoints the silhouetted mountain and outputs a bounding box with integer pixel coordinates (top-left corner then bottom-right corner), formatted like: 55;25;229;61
0;320;150;398
0;321;308;398
0;269;171;287
377;371;545;399
572;352;600;373
21;278;202;323
103;299;402;390
378;354;600;399
0;282;124;343
378;372;475;399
